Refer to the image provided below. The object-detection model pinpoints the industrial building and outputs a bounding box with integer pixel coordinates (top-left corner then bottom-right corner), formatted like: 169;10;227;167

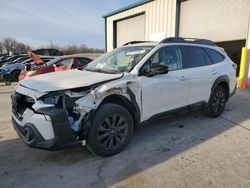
103;0;250;82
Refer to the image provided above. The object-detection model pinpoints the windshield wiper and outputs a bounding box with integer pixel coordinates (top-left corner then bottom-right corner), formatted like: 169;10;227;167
85;68;119;74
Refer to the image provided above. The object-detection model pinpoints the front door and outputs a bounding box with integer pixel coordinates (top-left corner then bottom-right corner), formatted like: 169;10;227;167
139;46;190;121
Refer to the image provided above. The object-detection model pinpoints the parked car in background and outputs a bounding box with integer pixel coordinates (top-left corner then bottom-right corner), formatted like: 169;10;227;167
0;57;54;85
0;56;12;66
19;55;92;80
11;37;236;157
0;55;26;67
0;58;30;80
0;55;10;62
4;56;30;66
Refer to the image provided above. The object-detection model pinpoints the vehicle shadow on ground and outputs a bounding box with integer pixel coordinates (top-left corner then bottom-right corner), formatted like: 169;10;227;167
0;91;250;187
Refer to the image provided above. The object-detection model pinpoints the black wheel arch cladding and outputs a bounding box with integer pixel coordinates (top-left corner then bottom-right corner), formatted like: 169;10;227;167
97;87;140;126
211;75;230;100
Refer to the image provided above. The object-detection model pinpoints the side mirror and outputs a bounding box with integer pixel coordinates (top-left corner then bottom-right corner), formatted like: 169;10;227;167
143;64;169;77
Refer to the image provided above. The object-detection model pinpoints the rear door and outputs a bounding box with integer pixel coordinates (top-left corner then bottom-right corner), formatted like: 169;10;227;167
183;46;216;104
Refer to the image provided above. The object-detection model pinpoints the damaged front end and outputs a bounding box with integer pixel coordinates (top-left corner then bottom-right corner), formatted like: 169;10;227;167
12;75;141;151
39;89;89;133
11;86;92;150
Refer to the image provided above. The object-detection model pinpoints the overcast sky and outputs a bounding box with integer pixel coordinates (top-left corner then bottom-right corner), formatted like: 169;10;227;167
0;0;138;49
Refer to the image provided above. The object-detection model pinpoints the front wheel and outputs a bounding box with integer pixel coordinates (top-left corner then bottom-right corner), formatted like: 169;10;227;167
5;80;11;86
205;85;227;117
87;103;134;157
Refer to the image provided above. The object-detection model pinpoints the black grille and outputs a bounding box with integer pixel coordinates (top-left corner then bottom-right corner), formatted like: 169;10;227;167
11;92;35;120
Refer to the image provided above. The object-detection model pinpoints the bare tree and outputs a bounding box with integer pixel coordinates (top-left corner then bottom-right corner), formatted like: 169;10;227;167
0;37;104;55
63;45;79;55
16;43;30;52
2;37;30;53
2;37;17;52
47;40;61;51
62;43;104;55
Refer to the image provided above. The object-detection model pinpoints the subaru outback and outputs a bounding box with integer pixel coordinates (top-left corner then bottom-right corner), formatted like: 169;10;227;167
11;38;237;156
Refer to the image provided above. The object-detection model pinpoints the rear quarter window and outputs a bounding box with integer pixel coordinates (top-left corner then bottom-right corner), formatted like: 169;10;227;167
205;48;225;63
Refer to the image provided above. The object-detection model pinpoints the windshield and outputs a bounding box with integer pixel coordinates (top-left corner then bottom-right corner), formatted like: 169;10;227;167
85;46;153;74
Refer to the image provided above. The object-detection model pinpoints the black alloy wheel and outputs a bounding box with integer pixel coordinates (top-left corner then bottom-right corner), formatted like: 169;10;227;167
87;103;133;157
97;114;128;151
212;89;226;114
206;85;227;117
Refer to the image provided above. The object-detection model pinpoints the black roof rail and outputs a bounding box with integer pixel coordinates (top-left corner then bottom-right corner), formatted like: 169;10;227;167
123;41;153;46
160;37;216;46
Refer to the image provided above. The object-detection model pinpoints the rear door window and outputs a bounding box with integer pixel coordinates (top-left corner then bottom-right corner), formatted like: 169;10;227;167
205;48;225;63
185;46;207;68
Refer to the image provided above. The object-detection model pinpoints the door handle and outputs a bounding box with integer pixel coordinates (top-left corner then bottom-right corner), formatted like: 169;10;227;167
211;70;218;75
180;76;188;81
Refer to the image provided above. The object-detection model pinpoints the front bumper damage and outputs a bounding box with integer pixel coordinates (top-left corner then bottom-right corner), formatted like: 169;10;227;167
12;107;81;150
11;88;86;151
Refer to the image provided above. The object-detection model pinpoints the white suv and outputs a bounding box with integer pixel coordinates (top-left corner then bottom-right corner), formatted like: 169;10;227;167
11;38;237;156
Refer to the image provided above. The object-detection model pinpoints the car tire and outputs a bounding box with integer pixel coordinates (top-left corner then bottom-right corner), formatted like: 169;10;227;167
87;103;134;157
11;70;21;82
5;80;11;86
205;85;227;117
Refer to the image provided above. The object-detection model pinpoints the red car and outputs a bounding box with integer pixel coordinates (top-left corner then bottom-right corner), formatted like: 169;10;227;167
19;56;92;80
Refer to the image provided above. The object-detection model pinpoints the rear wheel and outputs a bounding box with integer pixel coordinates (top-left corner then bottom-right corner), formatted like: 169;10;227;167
205;85;227;117
87;103;134;157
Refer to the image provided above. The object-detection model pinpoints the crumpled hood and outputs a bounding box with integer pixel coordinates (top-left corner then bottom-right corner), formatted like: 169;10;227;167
20;69;123;92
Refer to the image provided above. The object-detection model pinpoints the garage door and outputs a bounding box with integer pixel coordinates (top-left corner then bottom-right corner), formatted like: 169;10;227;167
116;14;145;47
179;0;250;42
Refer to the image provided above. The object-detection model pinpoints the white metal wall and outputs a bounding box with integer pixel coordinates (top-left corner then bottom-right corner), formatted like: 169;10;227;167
179;0;250;42
116;14;146;47
106;0;177;51
247;10;250;49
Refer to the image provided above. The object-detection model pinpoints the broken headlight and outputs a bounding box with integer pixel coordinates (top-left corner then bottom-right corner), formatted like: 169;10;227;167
39;91;64;105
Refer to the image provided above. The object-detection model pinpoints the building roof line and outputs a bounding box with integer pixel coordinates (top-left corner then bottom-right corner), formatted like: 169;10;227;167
103;0;153;18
